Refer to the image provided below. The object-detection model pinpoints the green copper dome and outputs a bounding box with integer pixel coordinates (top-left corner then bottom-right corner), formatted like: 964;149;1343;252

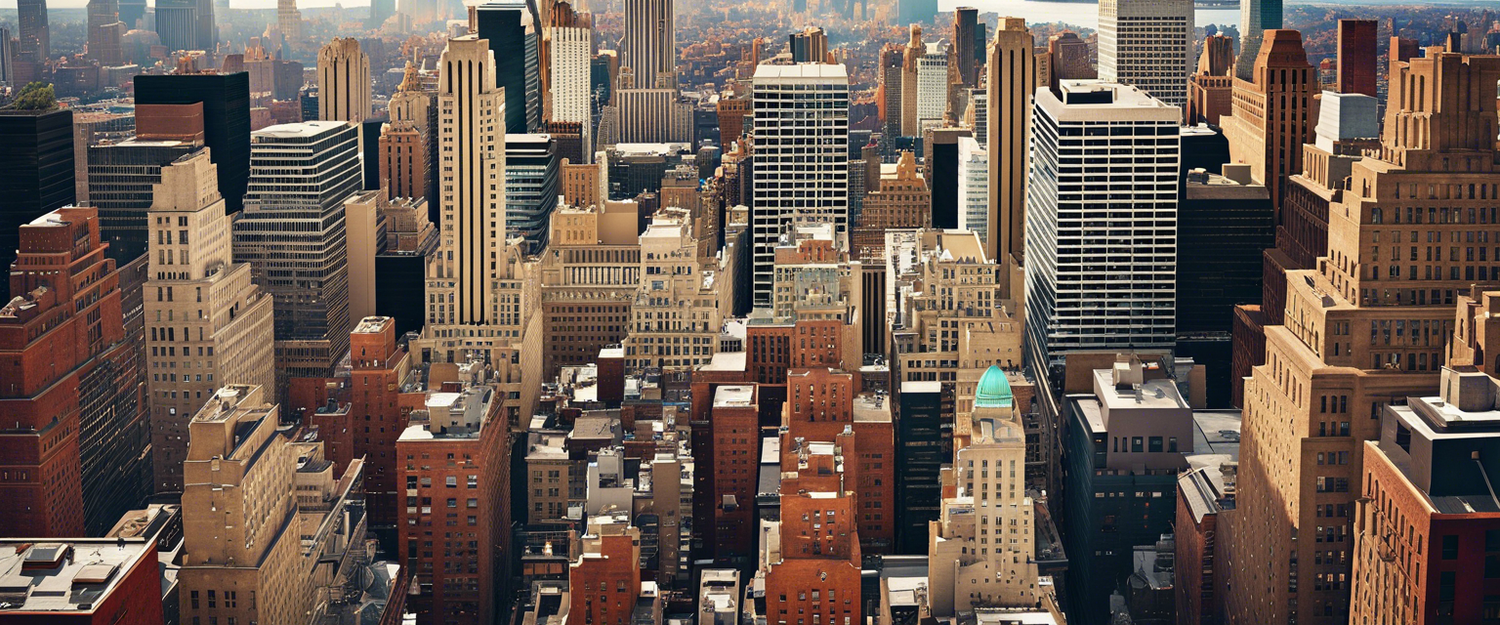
974;365;1013;409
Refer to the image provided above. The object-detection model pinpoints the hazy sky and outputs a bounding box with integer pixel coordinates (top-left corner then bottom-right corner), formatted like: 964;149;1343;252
0;0;370;8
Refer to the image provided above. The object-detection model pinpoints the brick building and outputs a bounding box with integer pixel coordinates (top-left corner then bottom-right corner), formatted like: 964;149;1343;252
710;384;760;564
0;538;165;625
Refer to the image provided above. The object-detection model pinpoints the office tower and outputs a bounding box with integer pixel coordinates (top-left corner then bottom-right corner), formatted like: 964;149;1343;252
135;73;252;214
397;367;512;625
1223;29;1314;221
153;0;195;51
985;18;1035;265
927;128;964;229
879;43;904;140
179;384;370;625
915;39;950;129
88;103;205;262
317;38;371;123
1177;162;1271;333
958;136;989;246
1047;31;1094;83
789;26;829;64
926;366;1038;614
278;0;303;43
0;28;11;85
193;0;214;51
1098;0;1193;113
898;0;937;26
0;106;74;302
17;0;49;66
548;5;593;161
954;7;979;87
234;121;358;395
538;203;638;377
87;0;125;66
749;64;849;307
1349;364;1500;625
1062;357;1194;624
476;0;543;133
504;133;560;248
1026;82;1180;371
1235;0;1282;80
1219;52;1500;624
1337;19;1378;97
622;0;674;89
896;381;944;552
1187;34;1235;125
900;26;925;137
145;151;275;493
617;87;691;143
852;152;927;260
118;0;144;28
374;196;437;338
717;95;749;146
0;207;146;538
369;0;394;27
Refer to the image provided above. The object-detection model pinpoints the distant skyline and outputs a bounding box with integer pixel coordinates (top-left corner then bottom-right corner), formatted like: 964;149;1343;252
0;0;370;9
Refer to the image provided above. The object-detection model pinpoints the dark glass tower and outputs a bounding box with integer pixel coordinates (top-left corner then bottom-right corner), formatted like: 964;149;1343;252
0;107;76;302
134;72;251;213
476;0;542;134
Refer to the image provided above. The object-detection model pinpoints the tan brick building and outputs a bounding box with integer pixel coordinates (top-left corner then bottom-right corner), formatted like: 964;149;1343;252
853;152;928;262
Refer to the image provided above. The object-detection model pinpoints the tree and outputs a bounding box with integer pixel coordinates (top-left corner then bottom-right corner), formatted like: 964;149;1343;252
6;82;58;112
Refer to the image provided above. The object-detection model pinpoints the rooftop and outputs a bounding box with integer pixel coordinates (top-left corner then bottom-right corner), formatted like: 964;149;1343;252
0;539;155;614
714;385;756;408
252;120;350;139
753;63;849;80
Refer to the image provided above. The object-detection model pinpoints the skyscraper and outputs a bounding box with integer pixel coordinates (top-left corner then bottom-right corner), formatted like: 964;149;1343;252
153;0;196;51
17;0;50;67
0;106;75;302
1047;31;1094;83
88;102;206;262
86;0;125;66
900;26;925;137
234;121;359;392
1098;0;1194;113
118;0;144;28
1026;82;1180;371
789;26;829;64
135;72;253;214
317;37;371;123
985;17;1036;266
504;133;560;249
1187;34;1234;125
954;7;979;87
1222;29;1314;221
278;0;303;43
879;43;905;140
915;39;951;129
548;3;593;161
622;0;674;89
476;0;543;133
1235;0;1282;80
1337;19;1378;97
1218;51;1500;625
750;63;849;307
145;150;275;493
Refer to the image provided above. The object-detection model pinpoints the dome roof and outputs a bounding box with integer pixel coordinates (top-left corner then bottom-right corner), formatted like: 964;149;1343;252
974;365;1013;409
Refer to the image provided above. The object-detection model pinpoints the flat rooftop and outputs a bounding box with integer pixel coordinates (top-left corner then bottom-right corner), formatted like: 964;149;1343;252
1093;369;1190;411
753;63;849;81
252;120;349;139
0;539;155;614
714;385;755;408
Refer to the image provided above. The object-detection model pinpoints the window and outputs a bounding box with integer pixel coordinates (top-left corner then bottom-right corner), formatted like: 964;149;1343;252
1148;437;1163;453
1444;535;1460;559
1487;555;1500;579
1168;437;1177;452
1131;437;1143;453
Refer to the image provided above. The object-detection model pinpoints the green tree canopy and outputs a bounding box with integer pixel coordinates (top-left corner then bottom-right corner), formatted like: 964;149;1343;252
6;82;58;112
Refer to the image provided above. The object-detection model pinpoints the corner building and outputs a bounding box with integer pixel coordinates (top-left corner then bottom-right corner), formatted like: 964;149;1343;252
1219;51;1500;624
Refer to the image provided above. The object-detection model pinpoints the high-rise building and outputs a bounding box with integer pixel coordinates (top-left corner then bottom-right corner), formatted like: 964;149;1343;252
915;39;951;129
548;4;593;161
89;103;206;263
569;517;644;625
958;135;989;247
1222;29;1315;221
476;0;543;133
1235;0;1282;80
1026;81;1180;371
879;43;904;140
954;7;979;87
179;384;370;625
135;72;253;214
707;384;759;562
926;127;965;230
1047;31;1094;83
86;0;125;67
896;380;944;552
277;0;303;43
1;207;150;539
0;28;13;85
854;151;928;261
145;150;275;493
1337;19;1378;97
789;26;829;64
538;202;639;377
504;133;561;249
17;0;50;69
153;0;196;51
397;366;513;625
1350;364;1500;625
622;0;674;89
380;120;429;200
234;121;359;393
119;0;145;28
985;17;1036;266
1187;34;1235;126
900;26;925;137
927;366;1040;615
1218;51;1500;625
317;38;371;123
0;106;75;302
749;63;849;307
623;208;722;371
1098;0;1193;113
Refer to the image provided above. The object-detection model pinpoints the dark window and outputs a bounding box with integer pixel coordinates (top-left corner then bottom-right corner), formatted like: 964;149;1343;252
1444;535;1460;560
1149;437;1163;453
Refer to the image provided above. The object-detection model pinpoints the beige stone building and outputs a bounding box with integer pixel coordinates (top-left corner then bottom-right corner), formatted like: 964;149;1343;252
1222;29;1316;219
900;25;926;137
317;37;371;123
623;207;722;372
146;150;276;493
538;202;641;378
561;159;604;208
985;17;1037;266
179;384;369;625
1219;51;1500;624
